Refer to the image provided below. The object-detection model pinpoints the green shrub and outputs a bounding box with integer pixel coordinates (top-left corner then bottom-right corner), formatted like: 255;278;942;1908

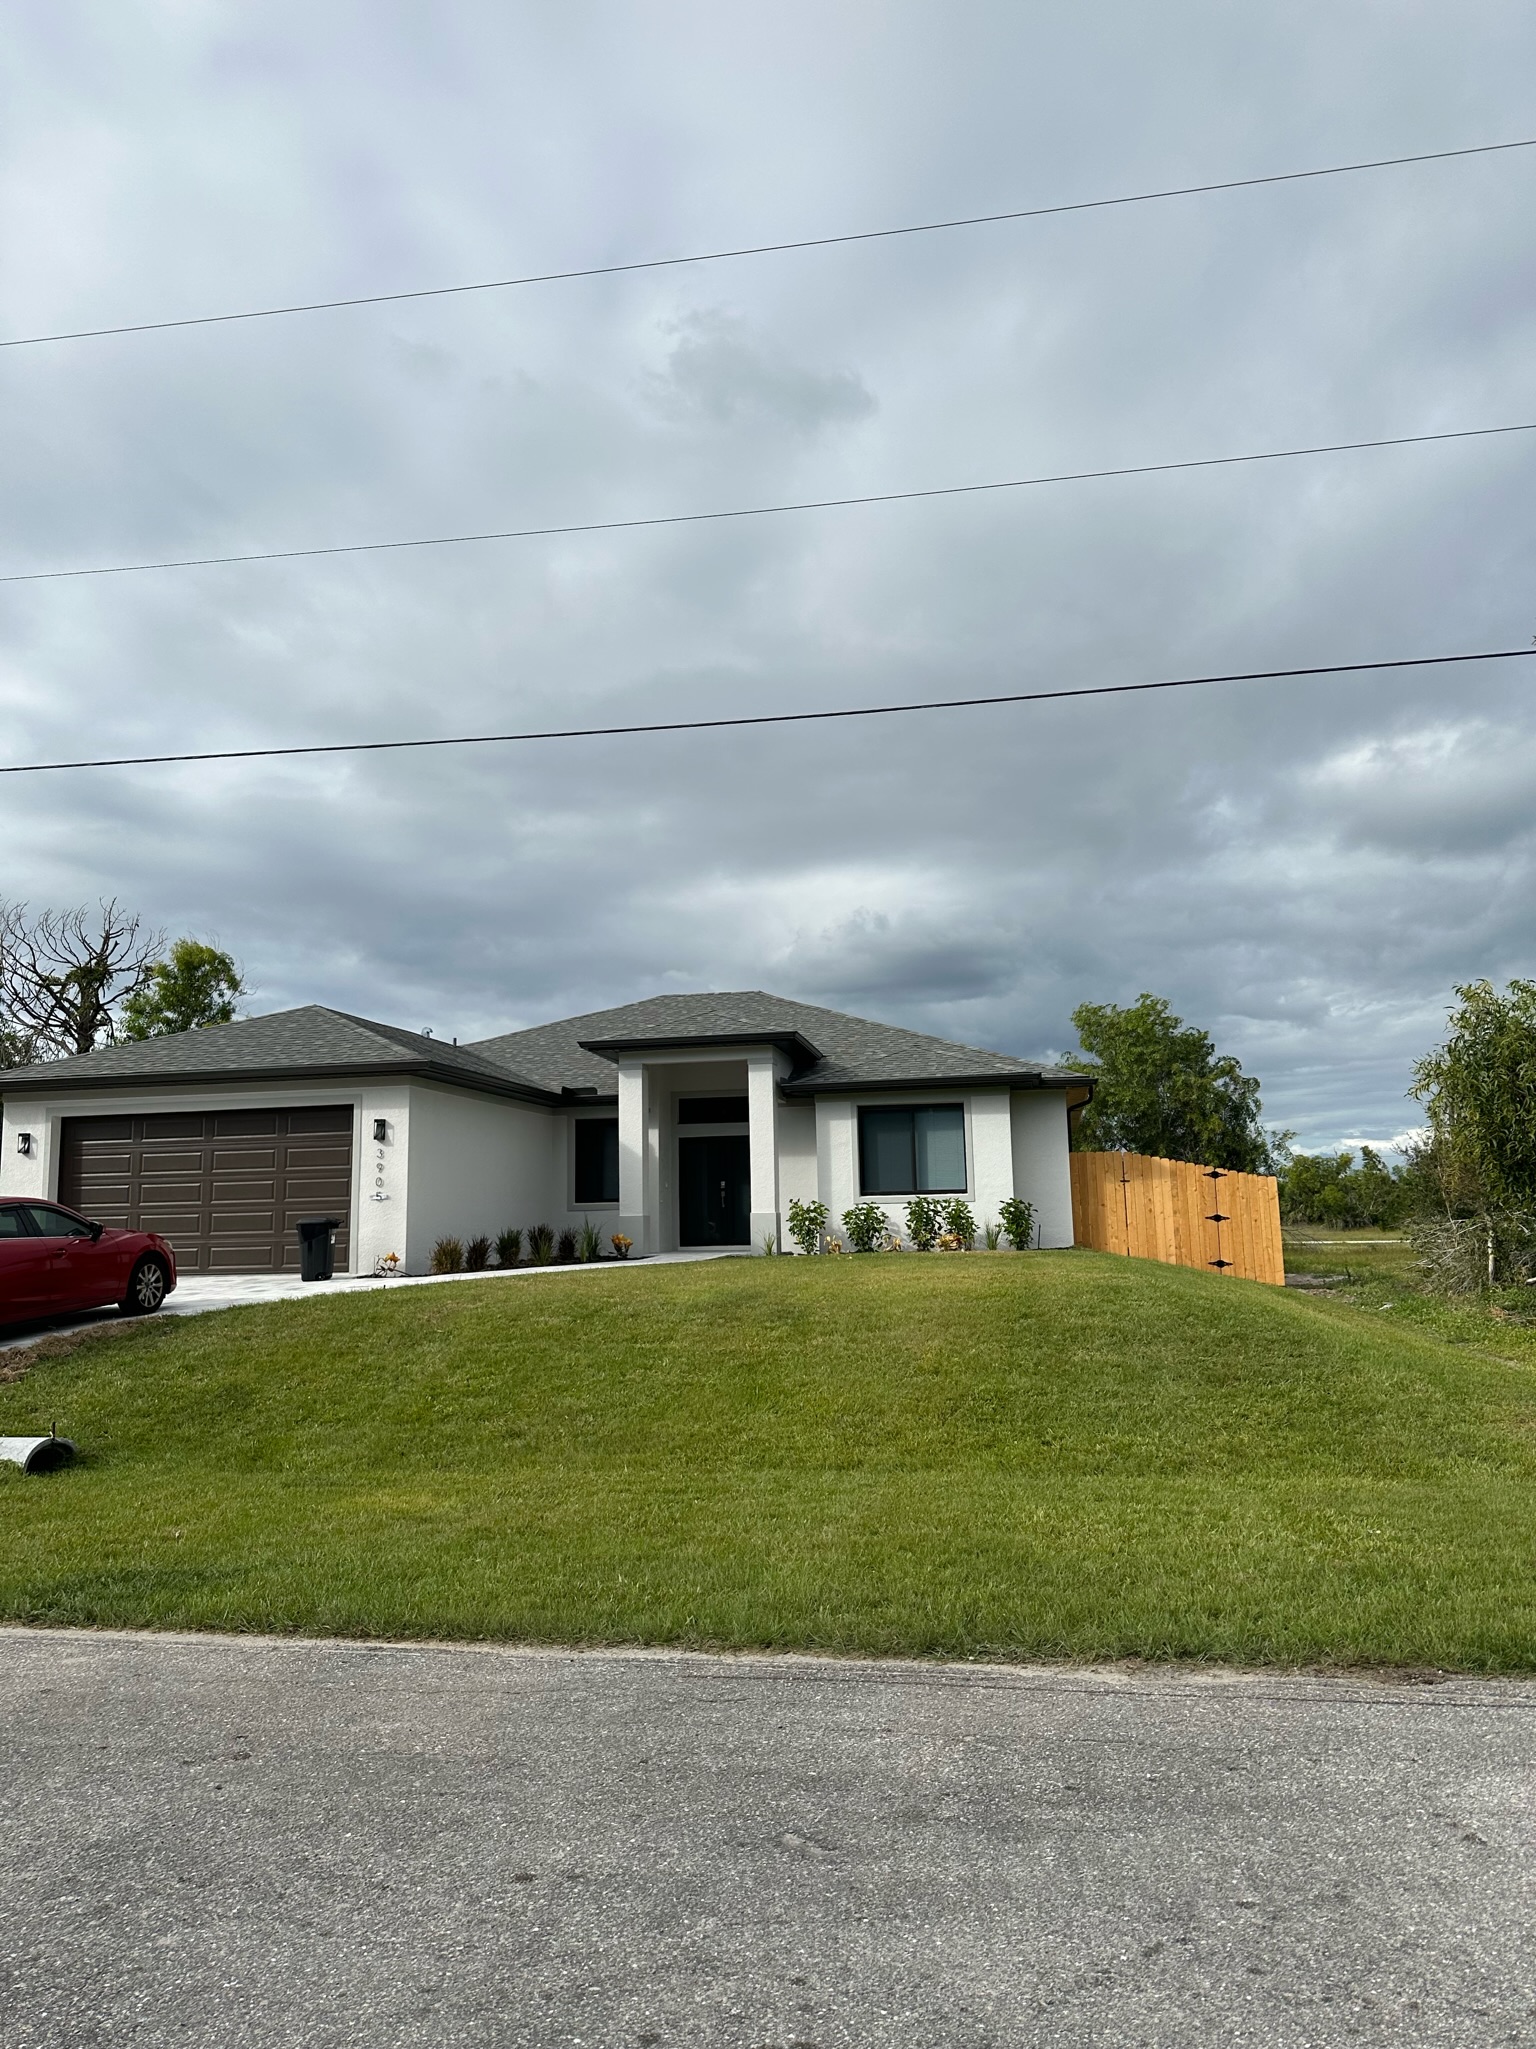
998;1196;1036;1250
464;1234;491;1271
495;1227;522;1268
940;1199;976;1250
429;1237;464;1274
842;1201;890;1254
904;1196;942;1251
527;1224;555;1264
983;1221;1002;1250
786;1198;829;1256
556;1227;577;1263
577;1218;603;1263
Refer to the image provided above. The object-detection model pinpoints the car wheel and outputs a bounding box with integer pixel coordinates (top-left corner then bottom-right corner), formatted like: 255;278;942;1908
121;1257;169;1316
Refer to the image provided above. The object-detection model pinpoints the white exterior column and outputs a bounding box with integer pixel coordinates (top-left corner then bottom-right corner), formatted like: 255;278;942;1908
814;1096;856;1245
969;1091;1015;1237
617;1058;651;1254
747;1049;782;1252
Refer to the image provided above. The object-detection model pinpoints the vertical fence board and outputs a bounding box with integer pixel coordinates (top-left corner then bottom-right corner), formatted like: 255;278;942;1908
1070;1152;1284;1285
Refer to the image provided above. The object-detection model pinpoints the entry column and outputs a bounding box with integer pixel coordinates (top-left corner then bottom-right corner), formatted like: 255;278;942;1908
617;1059;651;1256
747;1049;781;1255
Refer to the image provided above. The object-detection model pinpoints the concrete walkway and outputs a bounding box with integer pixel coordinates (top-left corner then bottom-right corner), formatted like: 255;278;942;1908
0;1248;740;1352
2;1629;1532;2048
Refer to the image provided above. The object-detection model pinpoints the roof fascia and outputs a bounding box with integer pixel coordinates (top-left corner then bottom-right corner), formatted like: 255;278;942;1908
781;1070;1088;1096
0;1059;562;1108
578;1029;819;1070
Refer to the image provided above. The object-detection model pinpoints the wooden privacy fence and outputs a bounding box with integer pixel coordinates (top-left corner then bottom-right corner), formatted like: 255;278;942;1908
1069;1151;1285;1286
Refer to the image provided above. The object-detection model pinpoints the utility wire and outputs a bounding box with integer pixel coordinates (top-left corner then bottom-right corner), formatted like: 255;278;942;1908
4;419;1533;587
3;137;1533;352
3;648;1530;778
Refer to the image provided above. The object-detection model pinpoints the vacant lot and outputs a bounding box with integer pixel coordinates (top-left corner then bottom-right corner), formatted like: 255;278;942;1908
3;1253;1535;1668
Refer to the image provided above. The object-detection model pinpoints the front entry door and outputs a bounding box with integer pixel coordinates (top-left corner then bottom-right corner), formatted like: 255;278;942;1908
678;1135;751;1246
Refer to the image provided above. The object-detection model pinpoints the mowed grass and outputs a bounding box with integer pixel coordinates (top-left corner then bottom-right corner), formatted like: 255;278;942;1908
3;1253;1535;1669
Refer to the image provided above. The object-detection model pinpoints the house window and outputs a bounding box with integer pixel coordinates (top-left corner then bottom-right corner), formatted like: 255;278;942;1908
858;1105;966;1195
676;1096;749;1125
573;1118;619;1204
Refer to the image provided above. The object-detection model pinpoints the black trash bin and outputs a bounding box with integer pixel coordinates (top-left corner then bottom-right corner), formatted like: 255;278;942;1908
296;1216;340;1282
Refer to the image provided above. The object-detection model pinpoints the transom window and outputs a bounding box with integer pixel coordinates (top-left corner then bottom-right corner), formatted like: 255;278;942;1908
857;1105;967;1196
676;1096;749;1125
573;1118;620;1204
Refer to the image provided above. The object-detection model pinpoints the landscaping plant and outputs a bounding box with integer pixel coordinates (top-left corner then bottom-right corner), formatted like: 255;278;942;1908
527;1224;555;1265
904;1196;942;1251
429;1237;464;1274
998;1196;1036;1250
841;1201;890;1253
577;1219;603;1263
983;1222;1002;1251
610;1233;632;1259
495;1228;523;1268
786;1198;828;1256
940;1198;976;1250
464;1235;491;1272
555;1228;578;1263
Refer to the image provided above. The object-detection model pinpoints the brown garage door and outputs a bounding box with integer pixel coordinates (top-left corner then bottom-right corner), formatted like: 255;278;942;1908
59;1107;353;1274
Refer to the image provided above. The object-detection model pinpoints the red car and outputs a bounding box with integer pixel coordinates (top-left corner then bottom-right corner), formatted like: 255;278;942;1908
0;1199;177;1324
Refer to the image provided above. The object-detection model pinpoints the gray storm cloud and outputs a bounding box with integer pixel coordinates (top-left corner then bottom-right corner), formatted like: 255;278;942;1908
1;1;1534;1152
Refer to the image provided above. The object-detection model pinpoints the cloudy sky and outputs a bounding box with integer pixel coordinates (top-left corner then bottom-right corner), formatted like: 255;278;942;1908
3;3;1534;1153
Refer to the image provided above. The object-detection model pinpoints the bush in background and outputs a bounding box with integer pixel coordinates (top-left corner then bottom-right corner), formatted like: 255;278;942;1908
495;1227;522;1268
940;1198;976;1250
464;1234;491;1271
904;1196;942;1251
527;1224;555;1264
998;1196;1036;1249
786;1198;828;1256
577;1219;602;1263
841;1201;890;1253
556;1227;577;1263
429;1237;464;1274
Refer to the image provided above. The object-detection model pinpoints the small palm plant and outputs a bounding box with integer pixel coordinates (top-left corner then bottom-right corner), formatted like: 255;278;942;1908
577;1218;603;1262
528;1223;555;1264
495;1227;523;1267
430;1236;464;1274
464;1234;491;1271
555;1227;577;1262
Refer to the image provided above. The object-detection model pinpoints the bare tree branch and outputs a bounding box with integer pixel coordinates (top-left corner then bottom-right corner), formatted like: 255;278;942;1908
0;899;165;1060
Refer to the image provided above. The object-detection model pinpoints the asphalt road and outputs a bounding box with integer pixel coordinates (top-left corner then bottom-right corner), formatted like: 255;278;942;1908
1;1631;1532;2047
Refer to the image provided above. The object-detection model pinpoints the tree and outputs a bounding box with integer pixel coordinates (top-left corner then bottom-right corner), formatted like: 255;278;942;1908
1411;979;1536;1211
1280;1146;1405;1227
1066;992;1285;1173
0;899;163;1060
121;939;245;1040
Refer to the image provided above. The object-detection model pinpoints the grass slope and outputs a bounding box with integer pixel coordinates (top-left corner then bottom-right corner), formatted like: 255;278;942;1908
3;1253;1535;1668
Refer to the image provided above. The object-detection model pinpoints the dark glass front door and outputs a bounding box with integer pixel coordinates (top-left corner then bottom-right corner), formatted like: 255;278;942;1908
678;1135;751;1246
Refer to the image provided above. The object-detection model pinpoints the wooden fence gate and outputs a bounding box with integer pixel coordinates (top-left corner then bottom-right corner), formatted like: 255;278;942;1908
1069;1151;1285;1286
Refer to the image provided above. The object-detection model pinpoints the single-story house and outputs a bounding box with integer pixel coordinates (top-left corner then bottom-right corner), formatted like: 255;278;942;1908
0;992;1090;1275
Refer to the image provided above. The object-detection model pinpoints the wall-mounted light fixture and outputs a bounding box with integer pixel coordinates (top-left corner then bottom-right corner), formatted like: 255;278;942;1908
16;1132;33;1156
373;1118;388;1143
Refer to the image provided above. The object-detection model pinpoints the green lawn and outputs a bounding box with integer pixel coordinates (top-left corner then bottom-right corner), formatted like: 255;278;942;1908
3;1252;1535;1669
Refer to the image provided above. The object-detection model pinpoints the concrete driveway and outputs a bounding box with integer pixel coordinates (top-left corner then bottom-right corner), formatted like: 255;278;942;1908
0;1249;736;1353
1;1631;1532;2047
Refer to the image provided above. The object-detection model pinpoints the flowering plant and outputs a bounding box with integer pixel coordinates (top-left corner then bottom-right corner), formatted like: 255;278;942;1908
373;1252;402;1277
611;1232;633;1259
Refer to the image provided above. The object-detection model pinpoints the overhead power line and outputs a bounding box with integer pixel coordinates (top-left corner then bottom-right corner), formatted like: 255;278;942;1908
4;418;1533;587
3;137;1533;353
3;648;1530;778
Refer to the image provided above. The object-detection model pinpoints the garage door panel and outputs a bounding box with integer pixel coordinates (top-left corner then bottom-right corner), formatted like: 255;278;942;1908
60;1107;352;1274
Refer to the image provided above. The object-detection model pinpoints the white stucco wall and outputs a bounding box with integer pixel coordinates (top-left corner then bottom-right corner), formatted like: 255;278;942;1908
775;1101;818;1213
1010;1090;1075;1248
399;1082;559;1271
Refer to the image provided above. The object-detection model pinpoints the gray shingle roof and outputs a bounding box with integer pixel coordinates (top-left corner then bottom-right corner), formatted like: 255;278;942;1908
1;992;1084;1104
470;991;1084;1096
0;1006;559;1102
